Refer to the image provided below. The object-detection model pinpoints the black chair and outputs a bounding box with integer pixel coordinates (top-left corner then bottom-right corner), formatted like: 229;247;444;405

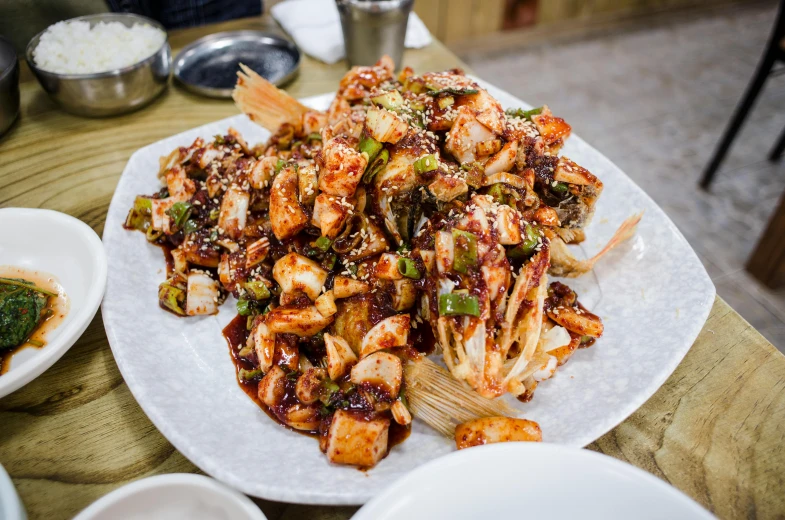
699;0;785;190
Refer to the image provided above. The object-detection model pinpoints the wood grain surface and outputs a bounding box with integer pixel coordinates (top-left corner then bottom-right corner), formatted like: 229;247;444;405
1;16;784;520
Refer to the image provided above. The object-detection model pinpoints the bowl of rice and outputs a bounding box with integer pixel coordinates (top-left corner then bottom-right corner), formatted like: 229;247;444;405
26;13;171;117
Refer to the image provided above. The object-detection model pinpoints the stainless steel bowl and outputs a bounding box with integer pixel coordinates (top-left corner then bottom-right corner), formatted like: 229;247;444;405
0;36;20;136
174;31;300;98
25;13;172;118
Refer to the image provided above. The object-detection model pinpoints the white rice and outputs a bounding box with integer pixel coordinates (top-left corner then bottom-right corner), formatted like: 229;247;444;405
33;20;166;75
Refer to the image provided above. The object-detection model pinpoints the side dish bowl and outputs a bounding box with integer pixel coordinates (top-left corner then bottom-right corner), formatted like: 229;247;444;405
73;474;267;520
25;13;171;117
352;443;714;520
0;208;107;398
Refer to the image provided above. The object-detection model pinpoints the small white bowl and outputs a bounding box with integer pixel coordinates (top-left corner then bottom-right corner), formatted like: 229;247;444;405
0;208;107;398
73;474;267;520
352;443;714;520
0;463;26;520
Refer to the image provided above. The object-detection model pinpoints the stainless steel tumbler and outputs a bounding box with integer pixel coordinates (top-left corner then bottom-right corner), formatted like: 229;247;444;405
336;0;414;68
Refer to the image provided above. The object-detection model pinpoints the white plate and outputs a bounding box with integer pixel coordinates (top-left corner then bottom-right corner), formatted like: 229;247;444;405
352;443;714;519
0;208;107;398
0;463;26;520
73;474;267;520
101;80;715;504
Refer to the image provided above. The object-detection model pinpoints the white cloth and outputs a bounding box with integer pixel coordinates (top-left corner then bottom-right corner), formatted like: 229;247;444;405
270;0;433;64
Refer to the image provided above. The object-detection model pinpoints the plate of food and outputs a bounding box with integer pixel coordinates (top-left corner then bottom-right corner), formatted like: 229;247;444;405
101;57;714;504
0;208;107;398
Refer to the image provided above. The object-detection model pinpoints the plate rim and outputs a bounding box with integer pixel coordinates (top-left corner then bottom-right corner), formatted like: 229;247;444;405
73;473;268;520
352;443;715;519
101;83;715;505
0;207;108;398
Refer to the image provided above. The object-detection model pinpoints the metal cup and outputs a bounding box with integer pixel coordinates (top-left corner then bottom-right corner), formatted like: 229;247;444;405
336;0;414;68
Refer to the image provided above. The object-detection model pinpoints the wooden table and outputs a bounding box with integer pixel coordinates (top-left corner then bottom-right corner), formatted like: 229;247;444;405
2;16;784;520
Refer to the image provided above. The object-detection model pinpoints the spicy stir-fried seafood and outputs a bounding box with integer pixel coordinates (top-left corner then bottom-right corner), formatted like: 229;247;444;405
124;56;640;468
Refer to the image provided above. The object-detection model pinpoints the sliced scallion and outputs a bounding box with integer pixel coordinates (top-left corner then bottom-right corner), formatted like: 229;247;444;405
413;154;438;175
397;257;421;280
370;90;404;110
552;182;569;194
158;280;186;315
507;224;540;259
236;299;252;316
438;96;454;110
166;201;192;229
363;148;389;184
314;236;333;252
243;281;271;301
359;135;383;162
239;368;262;381
505;107;543;121
426;87;479;96
451;229;478;274
183;219;199;235
439;293;480;317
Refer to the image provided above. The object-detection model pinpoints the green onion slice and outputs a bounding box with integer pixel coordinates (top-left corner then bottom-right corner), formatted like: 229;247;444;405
158;280;186;315
451;229;478;274
239;368;262;381
507;224;540;259
439;293;480;317
359;135;383;162
505;107;543;121
437;96;454;110
397;257;421;280
363;148;389;184
236;299;252;316
413;154;439;175
370;90;404;110
314;236;332;252
426;87;479;96
243;281;271;301
183;219;199;235
166;201;192;229
552;182;569;194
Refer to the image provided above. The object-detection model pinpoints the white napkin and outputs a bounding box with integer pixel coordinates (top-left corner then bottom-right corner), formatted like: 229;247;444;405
271;0;433;64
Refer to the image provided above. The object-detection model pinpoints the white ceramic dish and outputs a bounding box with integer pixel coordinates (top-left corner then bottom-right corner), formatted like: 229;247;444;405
0;463;26;520
0;208;107;398
73;474;267;520
352;443;714;519
101;80;715;504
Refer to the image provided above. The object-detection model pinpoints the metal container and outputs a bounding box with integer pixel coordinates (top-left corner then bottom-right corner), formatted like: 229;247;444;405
25;13;171;118
174;31;300;98
0;36;20;136
336;0;413;68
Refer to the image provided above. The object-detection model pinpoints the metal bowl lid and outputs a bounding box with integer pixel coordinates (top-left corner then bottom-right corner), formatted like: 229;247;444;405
174;31;300;98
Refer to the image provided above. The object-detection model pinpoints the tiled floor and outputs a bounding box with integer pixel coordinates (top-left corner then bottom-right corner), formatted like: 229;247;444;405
459;2;785;352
